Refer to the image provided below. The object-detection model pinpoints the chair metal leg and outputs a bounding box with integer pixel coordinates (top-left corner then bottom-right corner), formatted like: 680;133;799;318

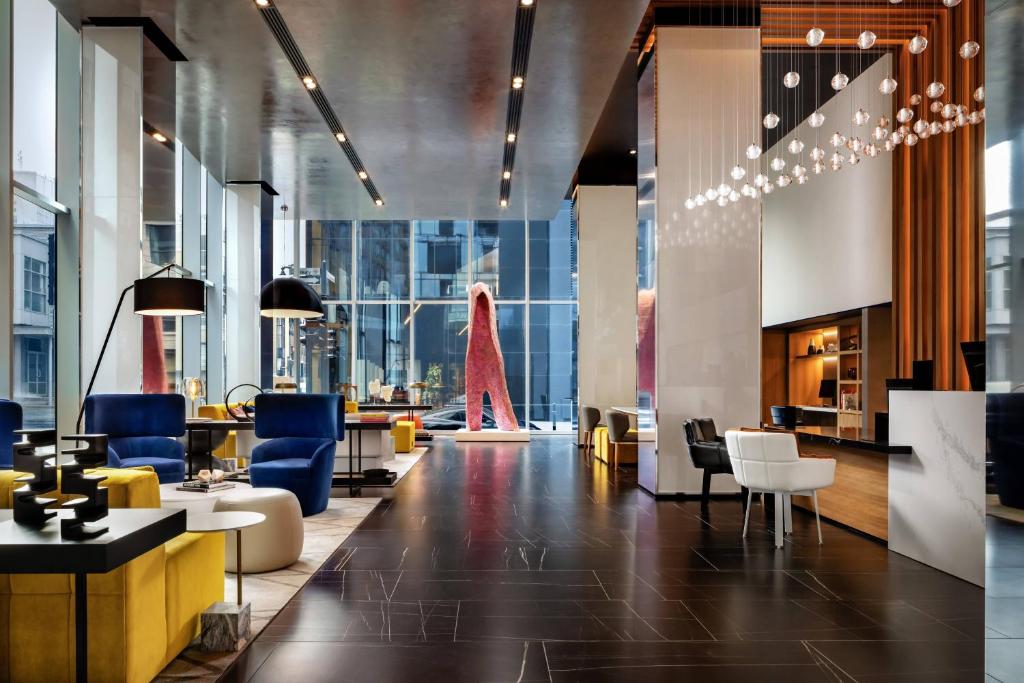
742;490;752;538
773;492;784;548
783;493;793;533
812;490;823;544
701;469;712;507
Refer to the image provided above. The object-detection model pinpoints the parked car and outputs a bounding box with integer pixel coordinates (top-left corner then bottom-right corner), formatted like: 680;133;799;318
420;405;538;430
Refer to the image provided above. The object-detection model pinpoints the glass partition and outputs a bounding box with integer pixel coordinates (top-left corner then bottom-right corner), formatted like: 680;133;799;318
358;221;410;300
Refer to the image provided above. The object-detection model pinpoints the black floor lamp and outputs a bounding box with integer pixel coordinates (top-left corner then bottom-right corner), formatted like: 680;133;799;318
76;264;206;431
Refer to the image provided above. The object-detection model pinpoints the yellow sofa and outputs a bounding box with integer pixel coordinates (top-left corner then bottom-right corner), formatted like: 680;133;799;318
0;467;224;683
197;403;239;463
593;426;639;465
391;420;416;454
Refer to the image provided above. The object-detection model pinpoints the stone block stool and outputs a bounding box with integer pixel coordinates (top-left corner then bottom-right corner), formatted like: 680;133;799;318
213;487;304;572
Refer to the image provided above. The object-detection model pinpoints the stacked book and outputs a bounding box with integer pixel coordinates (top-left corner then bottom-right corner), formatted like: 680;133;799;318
176;481;236;493
357;412;390;423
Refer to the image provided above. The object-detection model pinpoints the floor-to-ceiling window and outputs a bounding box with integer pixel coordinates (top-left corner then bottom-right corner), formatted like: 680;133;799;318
289;200;578;431
11;0;59;428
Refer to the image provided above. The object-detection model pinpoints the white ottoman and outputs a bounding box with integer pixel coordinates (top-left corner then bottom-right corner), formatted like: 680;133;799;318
213;488;304;573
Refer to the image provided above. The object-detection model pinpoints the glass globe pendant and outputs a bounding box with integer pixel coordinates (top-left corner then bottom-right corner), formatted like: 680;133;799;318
865;143;879;158
810;146;826;161
910;93;923;105
830;152;844;171
884;139;896;152
974;86;985;102
941;103;958;119
830;131;846;148
746;143;762;160
890;130;904;145
763;112;780;129
717;182;731;196
926;81;946;98
813;160;826;174
777;174;792;188
913;120;928;135
908;35;928;54
919;127;931;140
847;137;863;153
897;107;915;123
960;41;980;60
695;194;707;207
685;197;696;210
783;71;800;88
873;126;888;141
853;109;871;126
762;181;775;195
879;76;898;95
929;101;943;114
716;195;729;208
806;27;825;47
728;189;741;203
956;113;969;127
797;175;809;186
942;120;956;133
857;30;877;50
878;115;891;128
929;121;942;135
740;183;754;198
730;165;746;180
943;0;962;6
848;152;861;166
705;187;718;201
770;156;786;172
787;139;805;155
808;111;825;128
831;72;849;91
753;173;768;188
969;110;983;125
792;163;807;178
905;133;919;146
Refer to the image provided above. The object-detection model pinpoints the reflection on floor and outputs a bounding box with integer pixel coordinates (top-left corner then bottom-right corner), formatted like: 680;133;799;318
223;436;984;682
985;516;1024;682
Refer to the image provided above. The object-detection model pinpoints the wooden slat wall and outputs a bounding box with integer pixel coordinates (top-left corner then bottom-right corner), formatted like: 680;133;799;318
892;0;985;390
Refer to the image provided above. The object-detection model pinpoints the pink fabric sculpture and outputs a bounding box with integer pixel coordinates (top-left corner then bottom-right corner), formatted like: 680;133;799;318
465;282;519;431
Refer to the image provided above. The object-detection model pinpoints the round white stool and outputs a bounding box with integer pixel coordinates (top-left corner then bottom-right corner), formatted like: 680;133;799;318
213;488;304;573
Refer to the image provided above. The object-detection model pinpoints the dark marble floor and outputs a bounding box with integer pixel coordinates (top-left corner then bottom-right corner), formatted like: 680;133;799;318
222;437;984;682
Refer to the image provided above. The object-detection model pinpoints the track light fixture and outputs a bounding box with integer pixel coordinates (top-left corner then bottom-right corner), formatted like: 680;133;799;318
498;0;537;208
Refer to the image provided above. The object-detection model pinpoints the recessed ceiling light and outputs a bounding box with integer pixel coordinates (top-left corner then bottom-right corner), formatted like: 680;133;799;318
512;76;524;89
507;133;517;143
151;131;168;143
302;76;317;90
335;132;346;142
502;170;511;179
374;198;384;207
500;199;509;208
358;170;368;180
255;0;270;6
520;0;534;6
629;149;637;155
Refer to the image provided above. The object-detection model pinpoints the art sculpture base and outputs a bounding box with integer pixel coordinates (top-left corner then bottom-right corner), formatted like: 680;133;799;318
201;601;251;652
454;429;531;442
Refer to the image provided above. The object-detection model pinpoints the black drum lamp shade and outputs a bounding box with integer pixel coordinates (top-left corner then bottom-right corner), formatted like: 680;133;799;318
133;277;205;316
260;277;324;319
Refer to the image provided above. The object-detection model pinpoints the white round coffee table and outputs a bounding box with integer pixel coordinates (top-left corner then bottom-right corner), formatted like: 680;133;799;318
160;482;253;515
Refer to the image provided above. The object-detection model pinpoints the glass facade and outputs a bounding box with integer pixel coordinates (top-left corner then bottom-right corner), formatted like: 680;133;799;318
293;200;578;431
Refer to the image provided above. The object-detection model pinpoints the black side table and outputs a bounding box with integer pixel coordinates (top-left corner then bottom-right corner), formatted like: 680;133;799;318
0;508;186;683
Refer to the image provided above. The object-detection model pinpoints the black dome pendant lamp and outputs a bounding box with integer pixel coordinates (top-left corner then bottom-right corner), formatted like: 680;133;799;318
259;204;324;320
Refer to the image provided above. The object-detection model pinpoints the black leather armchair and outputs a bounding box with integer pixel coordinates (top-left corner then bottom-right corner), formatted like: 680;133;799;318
683;418;740;506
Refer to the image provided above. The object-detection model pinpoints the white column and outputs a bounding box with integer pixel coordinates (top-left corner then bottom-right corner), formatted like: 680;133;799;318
576;185;637;443
224;184;261;390
81;27;143;394
205;173;225;402
649;27;762;495
180;146;202;380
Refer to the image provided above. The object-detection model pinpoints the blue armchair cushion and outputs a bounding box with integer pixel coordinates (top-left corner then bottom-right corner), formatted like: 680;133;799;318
250;436;336;516
107;443;186;483
0;399;23;470
85;393;186;437
254;394;343;440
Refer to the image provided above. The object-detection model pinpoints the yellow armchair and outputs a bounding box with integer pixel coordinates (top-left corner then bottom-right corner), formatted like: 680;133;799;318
197;403;238;462
0;468;224;683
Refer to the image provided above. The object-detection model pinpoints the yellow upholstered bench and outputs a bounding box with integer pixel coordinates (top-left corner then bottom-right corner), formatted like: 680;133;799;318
0;468;224;683
391;420;416;454
593;426;639;465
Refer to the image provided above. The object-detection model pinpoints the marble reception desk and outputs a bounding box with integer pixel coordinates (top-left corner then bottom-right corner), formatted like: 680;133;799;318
888;391;985;587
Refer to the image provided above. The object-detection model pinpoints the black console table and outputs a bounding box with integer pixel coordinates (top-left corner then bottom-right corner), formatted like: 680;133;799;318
0;508;186;682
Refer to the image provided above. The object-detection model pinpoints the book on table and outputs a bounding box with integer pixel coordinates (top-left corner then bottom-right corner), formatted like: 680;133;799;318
176;481;236;493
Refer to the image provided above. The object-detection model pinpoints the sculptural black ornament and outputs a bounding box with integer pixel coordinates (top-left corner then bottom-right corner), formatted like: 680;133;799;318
12;429;59;527
60;434;110;540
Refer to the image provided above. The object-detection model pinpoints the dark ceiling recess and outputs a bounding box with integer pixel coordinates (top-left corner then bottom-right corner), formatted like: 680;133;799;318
254;0;384;207
498;1;538;208
84;17;188;61
575;50;638;188
226;180;280;197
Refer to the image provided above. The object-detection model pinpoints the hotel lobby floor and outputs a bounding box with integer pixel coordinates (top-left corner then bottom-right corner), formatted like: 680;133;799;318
222;436;984;682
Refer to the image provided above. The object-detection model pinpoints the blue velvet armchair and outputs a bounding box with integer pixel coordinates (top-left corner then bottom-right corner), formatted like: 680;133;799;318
84;393;188;483
250;394;343;516
0;399;23;470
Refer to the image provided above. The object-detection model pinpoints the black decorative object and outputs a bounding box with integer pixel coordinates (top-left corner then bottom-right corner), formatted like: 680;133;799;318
12;429;59;527
259;276;324;319
847;367;857;380
960;341;985;391
59;435;111;540
224;383;264;422
912;359;935;390
807;341;815;355
76;263;205;431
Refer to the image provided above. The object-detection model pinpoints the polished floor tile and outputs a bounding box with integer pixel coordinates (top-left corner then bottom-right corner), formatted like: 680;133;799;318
223;437;985;682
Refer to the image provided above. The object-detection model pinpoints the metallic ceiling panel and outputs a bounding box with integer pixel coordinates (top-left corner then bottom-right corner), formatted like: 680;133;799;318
54;0;647;220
